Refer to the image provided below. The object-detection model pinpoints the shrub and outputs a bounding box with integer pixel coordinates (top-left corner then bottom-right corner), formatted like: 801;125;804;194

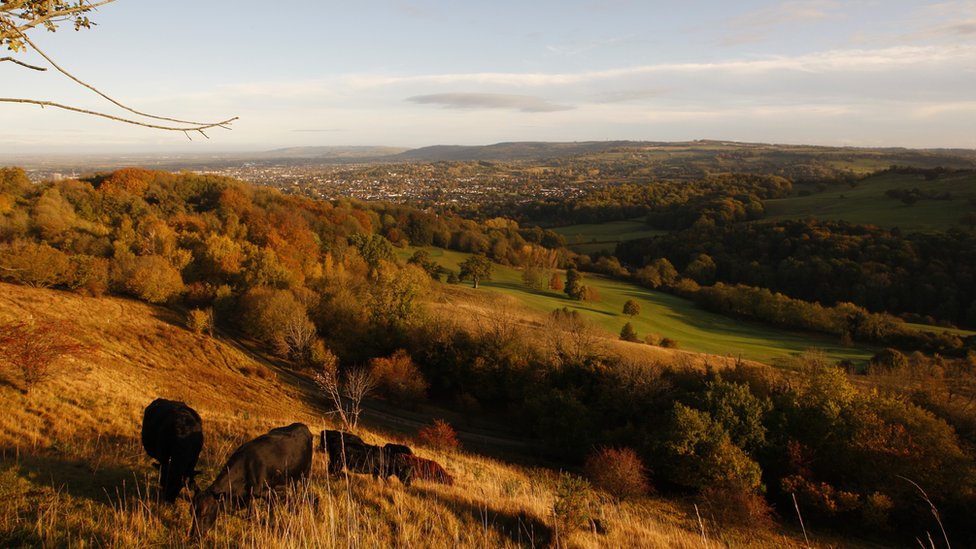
619;322;639;342
186;308;214;336
370;349;428;407
0;317;91;391
583;447;651;499
417;419;460;452
661;403;763;492
660;337;679;348
553;472;596;536
700;482;774;528
122;255;184;303
67;255;109;296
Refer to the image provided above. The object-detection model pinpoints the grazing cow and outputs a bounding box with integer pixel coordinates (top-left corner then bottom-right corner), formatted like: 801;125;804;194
321;430;413;485
192;423;313;538
141;398;203;503
400;455;454;485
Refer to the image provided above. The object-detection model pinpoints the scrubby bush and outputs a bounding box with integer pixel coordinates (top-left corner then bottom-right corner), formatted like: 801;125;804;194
553;473;596;536
417;419;460;452
370;349;428;407
583;447;651;499
0;318;91;391
186;308;214;336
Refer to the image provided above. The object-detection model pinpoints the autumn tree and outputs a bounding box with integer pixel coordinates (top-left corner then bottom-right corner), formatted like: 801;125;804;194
1;1;236;135
407;249;441;279
0;317;91;391
370;349;428;408
549;271;564;291
623;299;641;318
564;268;586;300
458;254;492;288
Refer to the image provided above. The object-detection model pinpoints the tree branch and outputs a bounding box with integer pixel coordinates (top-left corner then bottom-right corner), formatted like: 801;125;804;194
0;56;46;70
8;22;235;128
0;97;237;136
1;1;117;38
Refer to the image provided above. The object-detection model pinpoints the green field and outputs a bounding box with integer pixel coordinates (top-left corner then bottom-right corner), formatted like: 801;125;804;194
405;247;874;365
765;171;976;232
551;219;667;254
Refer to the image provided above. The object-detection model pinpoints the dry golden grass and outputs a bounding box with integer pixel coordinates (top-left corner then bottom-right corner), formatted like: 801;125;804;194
0;283;859;547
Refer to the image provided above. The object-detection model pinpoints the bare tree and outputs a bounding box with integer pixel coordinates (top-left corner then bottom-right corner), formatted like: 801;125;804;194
312;352;375;430
1;1;236;137
313;350;349;428
280;314;317;363
342;366;375;429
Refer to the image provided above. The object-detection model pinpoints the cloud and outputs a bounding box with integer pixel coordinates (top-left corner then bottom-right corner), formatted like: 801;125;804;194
406;93;572;112
347;45;975;91
721;0;844;45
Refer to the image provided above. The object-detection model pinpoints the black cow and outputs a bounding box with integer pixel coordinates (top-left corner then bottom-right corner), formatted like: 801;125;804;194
141;398;203;503
321;430;413;485
192;423;313;538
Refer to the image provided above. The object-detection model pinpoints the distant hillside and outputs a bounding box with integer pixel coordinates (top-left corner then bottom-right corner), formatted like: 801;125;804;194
260;145;410;159
392;140;641;162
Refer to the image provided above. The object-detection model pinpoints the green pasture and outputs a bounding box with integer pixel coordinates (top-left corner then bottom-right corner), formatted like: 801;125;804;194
551;219;667;254
403;247;874;365
765;171;976;232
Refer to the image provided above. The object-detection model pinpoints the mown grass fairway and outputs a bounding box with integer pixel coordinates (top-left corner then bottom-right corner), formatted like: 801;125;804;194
765;171;976;232
551;218;667;254
407;248;874;364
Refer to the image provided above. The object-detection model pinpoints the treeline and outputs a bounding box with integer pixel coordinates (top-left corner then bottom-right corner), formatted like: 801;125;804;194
402;310;976;542
0;167;570;362
500;173;790;227
616;219;976;328
690;283;972;356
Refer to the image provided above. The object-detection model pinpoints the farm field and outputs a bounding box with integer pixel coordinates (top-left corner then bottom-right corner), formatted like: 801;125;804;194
764;171;976;232
550;218;667;254
406;247;875;364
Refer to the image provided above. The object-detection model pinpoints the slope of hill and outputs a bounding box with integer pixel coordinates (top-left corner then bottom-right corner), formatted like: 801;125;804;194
0;283;825;548
764;169;976;232
406;247;875;365
393;141;638;162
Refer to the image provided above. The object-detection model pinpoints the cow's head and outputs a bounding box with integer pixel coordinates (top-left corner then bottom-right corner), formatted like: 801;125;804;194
191;491;219;539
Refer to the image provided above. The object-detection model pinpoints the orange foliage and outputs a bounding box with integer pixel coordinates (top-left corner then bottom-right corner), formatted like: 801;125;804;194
98;168;155;196
417;419;460;452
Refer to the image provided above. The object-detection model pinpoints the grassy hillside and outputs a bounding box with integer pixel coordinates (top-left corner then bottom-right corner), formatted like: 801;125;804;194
411;247;874;364
551;219;667;255
0;283;833;548
765;171;976;232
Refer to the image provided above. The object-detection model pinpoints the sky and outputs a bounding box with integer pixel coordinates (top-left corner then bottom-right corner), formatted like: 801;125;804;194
1;0;975;153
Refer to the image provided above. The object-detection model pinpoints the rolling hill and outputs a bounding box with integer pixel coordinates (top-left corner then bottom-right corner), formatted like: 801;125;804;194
0;282;828;548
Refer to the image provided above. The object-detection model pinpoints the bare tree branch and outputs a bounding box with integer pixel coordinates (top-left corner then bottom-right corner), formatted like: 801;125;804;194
2;3;238;134
0;56;45;70
0;98;237;135
10;24;234;127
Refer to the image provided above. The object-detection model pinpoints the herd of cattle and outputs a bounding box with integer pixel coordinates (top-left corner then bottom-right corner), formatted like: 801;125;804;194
141;398;454;538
